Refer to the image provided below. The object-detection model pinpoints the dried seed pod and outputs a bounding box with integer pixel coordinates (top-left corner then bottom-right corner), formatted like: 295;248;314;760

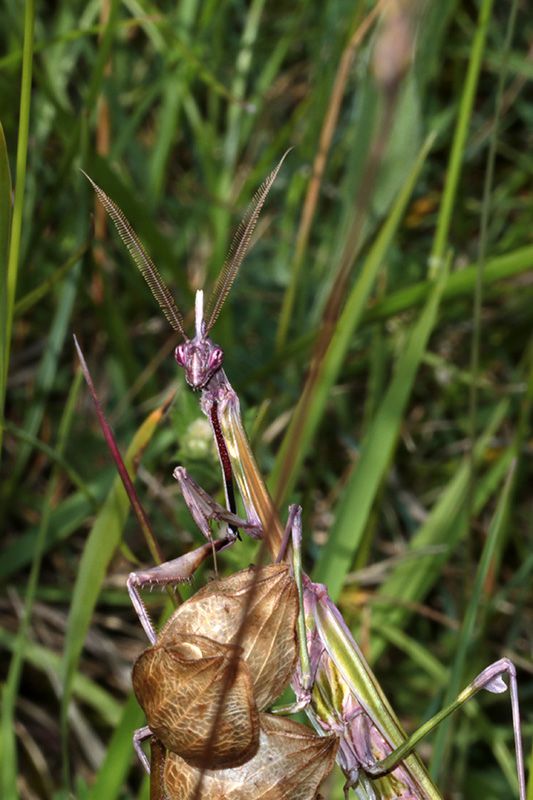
164;714;339;800
158;563;299;710
133;564;298;770
133;634;259;768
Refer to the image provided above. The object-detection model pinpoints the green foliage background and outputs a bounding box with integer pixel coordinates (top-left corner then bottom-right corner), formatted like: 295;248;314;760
0;1;531;798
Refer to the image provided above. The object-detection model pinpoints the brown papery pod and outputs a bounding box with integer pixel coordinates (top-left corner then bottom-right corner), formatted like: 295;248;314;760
133;633;259;769
163;563;299;710
164;714;339;800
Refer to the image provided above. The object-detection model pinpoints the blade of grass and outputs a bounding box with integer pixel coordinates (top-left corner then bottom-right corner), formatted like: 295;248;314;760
74;335;167;567
0;0;35;456
369;395;512;663
312;253;449;599
433;350;533;783
271;131;436;507
222;0;267;179
60;399;166;786
3;106;88;504
6;246;84;498
0;367;81;797
0;120;12;474
275;1;384;350
0;477;109;582
433;0;523;783
0;628;122;727
0;120;12;291
86;694;145;800
147;0;199;203
363;245;533;324
13;243;87;317
249;243;533;391
1;419;98;506
430;0;494;270
430;460;519;786
467;0;520;513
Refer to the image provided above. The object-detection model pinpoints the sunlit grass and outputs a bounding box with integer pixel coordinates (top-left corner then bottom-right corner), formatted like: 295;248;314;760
0;1;531;798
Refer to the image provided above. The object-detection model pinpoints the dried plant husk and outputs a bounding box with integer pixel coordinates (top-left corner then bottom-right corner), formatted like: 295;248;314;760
133;634;259;768
163;714;339;799
167;563;299;709
133;564;298;769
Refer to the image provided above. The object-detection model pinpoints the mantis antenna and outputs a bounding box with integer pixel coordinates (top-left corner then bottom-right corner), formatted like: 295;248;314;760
82;150;290;340
80;170;187;339
204;149;291;333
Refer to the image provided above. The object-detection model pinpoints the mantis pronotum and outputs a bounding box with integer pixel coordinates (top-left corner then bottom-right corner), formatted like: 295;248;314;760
83;157;527;799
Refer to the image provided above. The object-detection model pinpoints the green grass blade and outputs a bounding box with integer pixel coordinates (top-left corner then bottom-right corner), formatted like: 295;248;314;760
312;256;449;599
0;120;12;285
430;460;519;785
0;478;109;581
6;258;84;494
13;244;87;316
147;0;199;203
0;0;35;455
363;245;533;324
0;628;122;727
271;132;436;507
86;695;145;800
432;349;532;785
60;404;165;783
0;120;12;468
0;367;81;796
430;0;494;269
369;397;512;663
2;419;97;505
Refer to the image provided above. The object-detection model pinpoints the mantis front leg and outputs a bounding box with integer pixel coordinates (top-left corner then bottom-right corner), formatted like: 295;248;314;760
127;467;260;643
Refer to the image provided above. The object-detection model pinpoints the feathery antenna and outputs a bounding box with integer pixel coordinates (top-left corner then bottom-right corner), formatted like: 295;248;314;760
205;150;291;334
81;170;187;339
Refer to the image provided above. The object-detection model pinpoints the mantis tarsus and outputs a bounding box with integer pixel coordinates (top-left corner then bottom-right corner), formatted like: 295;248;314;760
84;157;527;799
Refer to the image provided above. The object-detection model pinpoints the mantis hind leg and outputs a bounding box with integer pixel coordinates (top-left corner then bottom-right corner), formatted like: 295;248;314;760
173;465;262;541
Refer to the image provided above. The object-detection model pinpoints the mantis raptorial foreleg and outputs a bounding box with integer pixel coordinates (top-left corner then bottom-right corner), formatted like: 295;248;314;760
127;467;260;643
76;334;332;794
134;725;153;774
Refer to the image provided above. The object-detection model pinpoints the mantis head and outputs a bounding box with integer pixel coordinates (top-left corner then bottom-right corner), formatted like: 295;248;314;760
174;291;224;390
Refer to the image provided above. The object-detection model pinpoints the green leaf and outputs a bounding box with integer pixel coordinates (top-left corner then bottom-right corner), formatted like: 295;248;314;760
313;256;449;598
60;405;165;761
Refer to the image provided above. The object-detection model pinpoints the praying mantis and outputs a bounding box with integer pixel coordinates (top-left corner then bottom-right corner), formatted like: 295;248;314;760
75;336;338;799
83;155;527;799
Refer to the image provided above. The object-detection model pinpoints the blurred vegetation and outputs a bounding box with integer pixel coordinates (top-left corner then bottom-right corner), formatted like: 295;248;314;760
0;0;532;798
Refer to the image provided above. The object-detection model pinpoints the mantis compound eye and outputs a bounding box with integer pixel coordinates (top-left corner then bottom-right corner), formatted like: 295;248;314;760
209;346;224;371
174;344;187;367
